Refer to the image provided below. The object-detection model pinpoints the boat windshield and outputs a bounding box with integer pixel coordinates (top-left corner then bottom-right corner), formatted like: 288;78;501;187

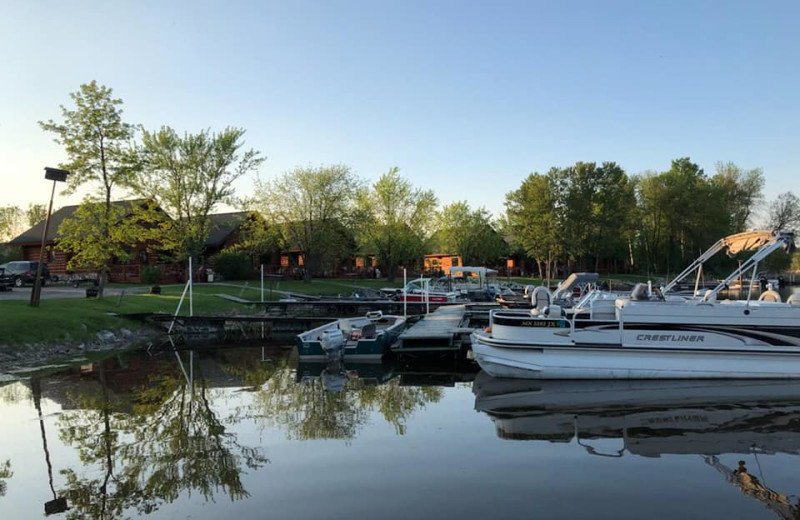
574;290;618;310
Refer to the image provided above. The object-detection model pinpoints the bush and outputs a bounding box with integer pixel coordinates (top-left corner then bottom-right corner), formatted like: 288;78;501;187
140;265;162;285
214;251;252;281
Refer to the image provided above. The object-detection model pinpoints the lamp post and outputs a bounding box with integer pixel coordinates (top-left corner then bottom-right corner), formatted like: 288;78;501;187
30;167;70;307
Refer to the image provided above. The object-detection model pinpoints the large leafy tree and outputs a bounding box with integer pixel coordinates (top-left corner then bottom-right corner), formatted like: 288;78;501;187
0;206;23;242
25;203;47;227
252;164;360;282
40;81;139;296
712;162;764;232
56;200;164;291
505;173;560;278
434;201;507;267
766;192;800;231
354;167;438;281
137;126;264;261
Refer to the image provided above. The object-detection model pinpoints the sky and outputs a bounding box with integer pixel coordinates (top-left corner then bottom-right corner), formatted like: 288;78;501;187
1;0;798;220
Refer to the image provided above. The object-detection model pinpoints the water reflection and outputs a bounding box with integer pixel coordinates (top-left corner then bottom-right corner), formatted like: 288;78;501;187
242;360;445;439
50;353;269;519
0;348;454;519
473;373;800;519
0;459;10;497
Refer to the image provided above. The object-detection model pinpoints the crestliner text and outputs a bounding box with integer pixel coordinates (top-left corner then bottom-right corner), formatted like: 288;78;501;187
636;334;705;342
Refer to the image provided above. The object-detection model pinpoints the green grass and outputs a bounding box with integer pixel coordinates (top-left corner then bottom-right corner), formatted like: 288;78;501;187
0;278;405;347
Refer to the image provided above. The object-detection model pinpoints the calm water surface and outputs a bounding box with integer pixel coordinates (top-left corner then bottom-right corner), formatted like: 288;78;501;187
1;344;800;519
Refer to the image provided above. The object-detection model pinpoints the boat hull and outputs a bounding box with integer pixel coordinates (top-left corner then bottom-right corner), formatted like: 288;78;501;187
297;318;406;361
472;333;800;379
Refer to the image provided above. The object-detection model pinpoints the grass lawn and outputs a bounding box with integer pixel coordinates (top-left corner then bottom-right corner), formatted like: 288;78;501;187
0;278;403;347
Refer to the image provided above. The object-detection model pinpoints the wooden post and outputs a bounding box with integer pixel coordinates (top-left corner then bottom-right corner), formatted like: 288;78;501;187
30;180;57;307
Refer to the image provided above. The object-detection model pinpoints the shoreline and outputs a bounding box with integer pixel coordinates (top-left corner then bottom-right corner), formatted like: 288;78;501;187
0;325;163;376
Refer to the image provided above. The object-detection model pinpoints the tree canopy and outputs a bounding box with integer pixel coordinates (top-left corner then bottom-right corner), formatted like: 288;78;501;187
354;167;438;281
433;201;507;267
40;81;139;296
252;164;360;282
138;126;264;261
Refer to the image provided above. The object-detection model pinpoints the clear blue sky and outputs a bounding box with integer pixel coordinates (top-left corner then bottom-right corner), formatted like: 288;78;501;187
1;0;798;219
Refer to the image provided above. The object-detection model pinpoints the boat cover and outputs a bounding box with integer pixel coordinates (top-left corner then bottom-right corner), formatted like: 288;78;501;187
721;230;775;256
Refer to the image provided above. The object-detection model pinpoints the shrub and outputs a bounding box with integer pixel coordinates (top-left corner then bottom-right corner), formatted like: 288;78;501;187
141;265;162;285
214;251;252;281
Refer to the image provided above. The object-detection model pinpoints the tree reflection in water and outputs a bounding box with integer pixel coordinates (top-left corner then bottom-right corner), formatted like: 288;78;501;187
242;361;445;440
0;459;11;496
56;355;268;519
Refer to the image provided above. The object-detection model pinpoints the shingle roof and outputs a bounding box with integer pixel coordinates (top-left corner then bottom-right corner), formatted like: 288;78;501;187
7;199;148;246
205;212;250;247
9;202;252;249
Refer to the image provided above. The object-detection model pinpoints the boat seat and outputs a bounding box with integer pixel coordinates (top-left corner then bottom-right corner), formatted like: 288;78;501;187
787;294;800;306
592;309;616;320
704;289;716;302
630;283;649;301
360;323;377;338
759;290;782;303
542;304;564;317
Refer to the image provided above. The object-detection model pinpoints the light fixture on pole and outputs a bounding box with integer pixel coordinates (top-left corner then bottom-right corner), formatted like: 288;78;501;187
30;167;70;307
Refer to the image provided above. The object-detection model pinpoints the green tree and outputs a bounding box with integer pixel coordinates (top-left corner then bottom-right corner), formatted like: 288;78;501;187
26;203;47;227
0;205;23;242
355;167;438;281
545;161;636;271
766;192;800;232
712;162;764;232
635;171;668;274
434;201;507;266
56;200;164;296
505;173;560;278
251;164;360;282
138;126;264;261
40;81;139;296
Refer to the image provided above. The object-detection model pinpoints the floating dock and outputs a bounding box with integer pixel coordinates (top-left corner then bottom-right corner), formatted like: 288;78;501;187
393;304;495;357
251;299;459;318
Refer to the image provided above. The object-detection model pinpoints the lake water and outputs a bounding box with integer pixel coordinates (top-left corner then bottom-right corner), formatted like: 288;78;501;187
2;345;800;519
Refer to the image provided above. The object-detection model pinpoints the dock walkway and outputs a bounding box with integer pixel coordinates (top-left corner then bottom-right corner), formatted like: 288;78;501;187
395;305;475;355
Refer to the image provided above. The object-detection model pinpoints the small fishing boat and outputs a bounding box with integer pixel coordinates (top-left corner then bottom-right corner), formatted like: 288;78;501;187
296;312;407;361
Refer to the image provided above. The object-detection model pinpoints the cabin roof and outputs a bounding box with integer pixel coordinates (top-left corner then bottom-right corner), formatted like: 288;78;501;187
7;199;149;246
205;212;251;247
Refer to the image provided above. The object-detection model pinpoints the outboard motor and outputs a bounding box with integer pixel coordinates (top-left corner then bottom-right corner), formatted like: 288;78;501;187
321;361;347;392
321;329;345;361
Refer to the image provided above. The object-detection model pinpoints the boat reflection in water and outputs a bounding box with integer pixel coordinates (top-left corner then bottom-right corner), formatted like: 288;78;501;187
473;372;800;519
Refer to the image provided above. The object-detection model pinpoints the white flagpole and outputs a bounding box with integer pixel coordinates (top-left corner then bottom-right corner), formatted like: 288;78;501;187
189;256;193;317
403;268;407;318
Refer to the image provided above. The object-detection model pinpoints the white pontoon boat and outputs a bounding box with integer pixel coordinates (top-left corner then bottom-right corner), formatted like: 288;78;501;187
472;230;800;379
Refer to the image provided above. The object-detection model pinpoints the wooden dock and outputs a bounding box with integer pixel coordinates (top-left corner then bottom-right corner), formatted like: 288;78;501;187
393;304;495;356
251;299;460;318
